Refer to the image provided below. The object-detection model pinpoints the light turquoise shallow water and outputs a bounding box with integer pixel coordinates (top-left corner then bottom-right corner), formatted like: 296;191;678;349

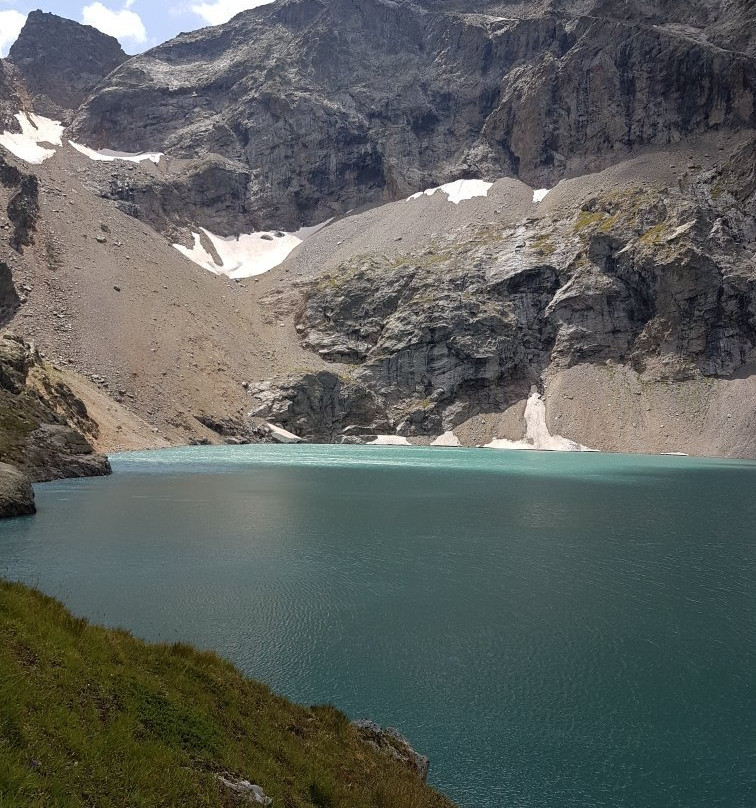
1;445;755;807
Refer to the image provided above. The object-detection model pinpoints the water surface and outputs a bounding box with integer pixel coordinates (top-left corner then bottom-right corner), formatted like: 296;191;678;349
1;446;754;808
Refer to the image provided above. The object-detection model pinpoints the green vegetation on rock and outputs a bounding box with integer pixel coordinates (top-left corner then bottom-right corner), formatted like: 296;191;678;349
0;580;454;808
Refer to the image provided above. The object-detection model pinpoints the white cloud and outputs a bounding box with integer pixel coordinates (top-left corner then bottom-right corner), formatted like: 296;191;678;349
81;2;147;46
190;0;274;26
0;10;25;57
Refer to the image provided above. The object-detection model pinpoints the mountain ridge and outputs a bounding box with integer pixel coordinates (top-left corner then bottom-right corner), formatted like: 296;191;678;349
0;0;753;465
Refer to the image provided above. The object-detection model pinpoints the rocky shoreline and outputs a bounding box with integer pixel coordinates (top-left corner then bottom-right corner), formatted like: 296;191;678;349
0;333;111;518
0;461;35;517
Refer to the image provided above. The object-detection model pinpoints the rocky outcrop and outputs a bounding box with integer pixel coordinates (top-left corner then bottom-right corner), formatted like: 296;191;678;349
352;719;430;782
217;776;273;806
0;462;35;518
0;60;24;132
253;141;756;443
1;155;40;252
7;11;127;119
249;371;390;442
0;261;20;327
68;0;754;235
0;334;111;486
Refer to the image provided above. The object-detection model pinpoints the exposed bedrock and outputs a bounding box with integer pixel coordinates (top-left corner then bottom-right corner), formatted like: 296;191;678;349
249;371;391;442
6;11;127;119
0;462;35;518
0;155;40;253
0;262;20;328
67;0;755;234
254;142;756;450
0;61;24;132
0;334;111;484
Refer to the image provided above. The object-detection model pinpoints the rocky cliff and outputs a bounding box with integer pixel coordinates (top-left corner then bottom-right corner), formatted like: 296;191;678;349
7;11;127;119
0;334;111;502
251;135;756;453
68;0;754;235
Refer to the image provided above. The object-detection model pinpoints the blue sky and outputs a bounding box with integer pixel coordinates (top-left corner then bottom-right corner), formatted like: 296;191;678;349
0;0;275;56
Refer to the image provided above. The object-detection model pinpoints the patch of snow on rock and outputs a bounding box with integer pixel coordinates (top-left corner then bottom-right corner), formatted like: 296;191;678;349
70;141;163;164
0;113;64;164
431;431;462;447
264;423;303;444
533;188;551;203
486;388;595;452
173;228;303;279
369;435;412;446
408;179;493;205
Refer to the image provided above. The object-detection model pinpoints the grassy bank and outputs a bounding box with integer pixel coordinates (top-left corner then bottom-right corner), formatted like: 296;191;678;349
0;580;455;808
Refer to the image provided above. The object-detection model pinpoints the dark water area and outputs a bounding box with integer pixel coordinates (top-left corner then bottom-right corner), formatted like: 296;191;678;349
1;445;754;807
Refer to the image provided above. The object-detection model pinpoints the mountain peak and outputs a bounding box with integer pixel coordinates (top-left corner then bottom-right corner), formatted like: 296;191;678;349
7;10;127;118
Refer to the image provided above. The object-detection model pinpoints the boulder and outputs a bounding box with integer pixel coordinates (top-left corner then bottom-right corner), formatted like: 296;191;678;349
352;719;430;782
217;775;272;806
0;462;35;518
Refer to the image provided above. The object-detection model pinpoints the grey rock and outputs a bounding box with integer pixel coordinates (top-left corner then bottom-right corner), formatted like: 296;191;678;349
0;155;40;253
217;775;272;806
0;261;20;328
0;335;112;483
7;11;127;119
0;462;35;519
0;60;24;132
250;370;390;442
272;141;756;435
68;0;755;235
352;719;430;782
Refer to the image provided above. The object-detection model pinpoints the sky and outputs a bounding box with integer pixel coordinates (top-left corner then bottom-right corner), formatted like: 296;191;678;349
0;0;276;57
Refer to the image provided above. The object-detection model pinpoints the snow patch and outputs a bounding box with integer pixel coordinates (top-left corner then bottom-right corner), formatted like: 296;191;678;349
0;113;64;165
174;228;303;279
70;141;163;164
431;431;462;447
264;423;303;444
368;435;412;446
533;188;551;203
486;389;595;452
408;179;493;205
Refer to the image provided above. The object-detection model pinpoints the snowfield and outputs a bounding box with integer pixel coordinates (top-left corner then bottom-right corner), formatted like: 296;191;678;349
70;142;163;164
173;229;304;279
0;113;64;164
0;111;164;166
486;390;595;452
532;188;551;203
368;436;413;446
407;179;493;205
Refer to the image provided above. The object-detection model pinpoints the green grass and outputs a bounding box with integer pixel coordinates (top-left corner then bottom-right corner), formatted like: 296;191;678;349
0;580;455;808
574;210;619;234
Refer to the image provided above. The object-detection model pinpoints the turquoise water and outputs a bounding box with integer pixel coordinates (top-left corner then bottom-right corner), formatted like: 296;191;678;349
1;445;755;807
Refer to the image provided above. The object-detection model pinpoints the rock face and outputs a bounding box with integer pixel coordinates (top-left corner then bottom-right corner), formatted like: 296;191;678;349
0;261;20;327
217;776;273;806
0;334;111;486
68;0;755;234
255;139;756;443
0;155;40;253
0;461;35;518
250;371;390;442
0;60;24;131
7;11;127;119
352;719;430;782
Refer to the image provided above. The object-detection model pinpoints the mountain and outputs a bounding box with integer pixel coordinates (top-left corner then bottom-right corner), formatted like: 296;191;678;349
67;0;755;233
7;11;127;120
0;1;753;466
